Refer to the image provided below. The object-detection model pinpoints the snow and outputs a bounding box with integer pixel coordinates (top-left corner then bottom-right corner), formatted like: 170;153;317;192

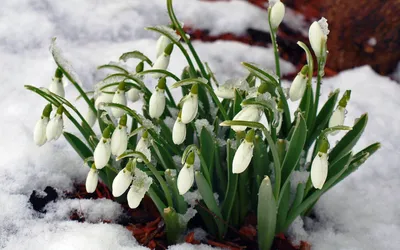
0;0;399;250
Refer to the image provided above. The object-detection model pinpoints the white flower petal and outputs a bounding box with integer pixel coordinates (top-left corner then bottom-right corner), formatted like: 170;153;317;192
329;106;346;135
111;90;127;118
85;168;98;193
95;93;113;109
232;140;254;173
127;88;141;102
151;54;170;79
177;164;194;195
289;74;307;101
112;168;133;197
172;119;186;145
181;94;198;124
149;89;166;119
270;0;285;29
135;137;151;162
111;126;128;156
34;117;49;146
214;87;235;99
311;153;328;189
156;35;171;58
49;77;65;98
46;114;63;141
93;138;111;169
128;168;152;209
232;105;262;132
85;107;97;128
309;18;329;58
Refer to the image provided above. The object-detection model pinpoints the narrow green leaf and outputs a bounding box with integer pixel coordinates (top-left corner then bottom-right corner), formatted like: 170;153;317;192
200;128;215;180
147;186;167;214
171;78;208;88
164;207;185;244
276;179;290;233
257;176;277;250
139;69;180;81
145;25;181;44
242;62;279;85
119;50;153;66
288;183;305;214
329;113;368;164
63;132;92;160
195;171;225;238
152;140;177;170
97;64;129;74
165;170;187;214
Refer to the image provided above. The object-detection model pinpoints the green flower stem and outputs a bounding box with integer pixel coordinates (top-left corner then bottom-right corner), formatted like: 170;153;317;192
314;57;326;118
166;0;208;80
145;161;174;208
139;69;180;81
203;84;229;121
164;84;177;108
220;120;281;199
268;8;281;83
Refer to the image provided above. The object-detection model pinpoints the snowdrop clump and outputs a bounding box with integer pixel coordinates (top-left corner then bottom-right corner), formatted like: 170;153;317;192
25;0;380;249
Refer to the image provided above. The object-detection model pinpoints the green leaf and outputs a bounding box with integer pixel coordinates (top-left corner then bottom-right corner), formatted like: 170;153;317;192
152;140;177;170
195;171;225;238
200;128;215;176
147;186;167;214
119;50;153;66
221;140;238;229
145;25;181;44
139;69;180;81
257;176;277;250
305;89;339;149
253;135;271;183
164;207;185;244
238;168;250;225
288;183;305;215
279;114;307;200
165;170;187;214
97;64;129;74
276;179;290;233
171;78;208;88
329;113;368;164
298;84;314;129
242;62;279;85
63;132;92;160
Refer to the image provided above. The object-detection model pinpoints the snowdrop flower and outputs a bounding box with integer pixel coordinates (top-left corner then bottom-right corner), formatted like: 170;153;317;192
289;65;309;101
156;35;171;58
95;92;114;110
269;0;285;29
309;18;330;58
177;152;195;195
214;86;235;99
181;84;199;124
214;78;247;99
152;44;174;79
135;131;151;163
232;129;255;174
83;98;96;128
149;78;166;119
172;112;186;145
94;126;112;169
112;159;136;197
232;105;262;132
49;68;65;97
127;88;141;103
111;82;127;118
329;90;350;134
85;164;98;193
311;138;329;189
111;115;128;157
46;105;64;141
127;168;152;209
34;104;52;146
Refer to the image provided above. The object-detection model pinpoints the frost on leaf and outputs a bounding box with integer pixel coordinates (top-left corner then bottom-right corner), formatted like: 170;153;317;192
145;25;181;44
49;37;83;87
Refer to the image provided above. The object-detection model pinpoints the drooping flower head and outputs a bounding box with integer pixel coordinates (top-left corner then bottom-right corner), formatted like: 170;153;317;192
311;137;330;189
127;168;152;209
232;129;255;174
177;151;195;195
46;105;64;141
85;98;97;128
111;115;128;157
309;17;330;58
49;67;65;98
329;90;351;134
111;82;127;118
149;77;167;119
85;163;99;193
135;130;151;163
289;65;309;101
152;43;174;79
94;125;112;169
34;104;52;146
112;158;136;197
172;111;186;145
181;84;199;124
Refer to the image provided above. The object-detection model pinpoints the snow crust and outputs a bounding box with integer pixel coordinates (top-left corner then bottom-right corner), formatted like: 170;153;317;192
0;0;399;249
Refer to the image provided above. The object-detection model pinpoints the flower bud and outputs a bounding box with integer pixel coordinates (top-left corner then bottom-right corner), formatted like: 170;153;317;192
232;105;262;132
177;152;195;195
329;106;345;129
85;164;98;193
112;159;136;197
94;126;112;169
311;138;329;189
232;130;255;174
269;0;285;29
181;85;198;124
151;45;173;79
111;82;127;118
156;35;171;58
289;65;309;101
34;117;49;146
49;68;65;97
111;116;128;157
172;114;186;145
127;168;152;209
85;103;97;128
135;131;151;162
309;18;329;58
46;106;64;141
127;88;141;102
